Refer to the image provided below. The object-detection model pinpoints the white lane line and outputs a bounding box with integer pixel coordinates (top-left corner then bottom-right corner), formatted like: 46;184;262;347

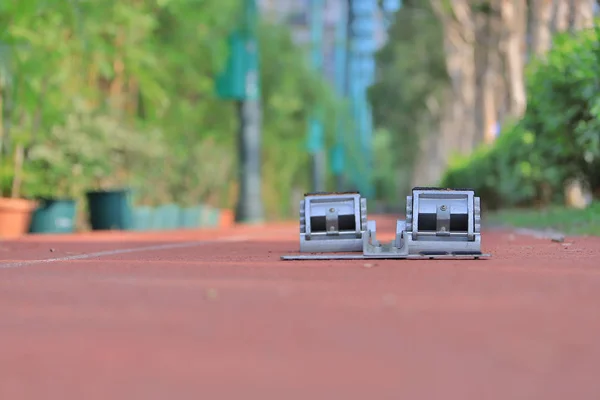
0;235;249;269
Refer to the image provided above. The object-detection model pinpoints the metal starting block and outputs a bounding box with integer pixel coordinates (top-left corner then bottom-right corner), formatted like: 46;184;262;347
299;192;367;253
283;187;490;260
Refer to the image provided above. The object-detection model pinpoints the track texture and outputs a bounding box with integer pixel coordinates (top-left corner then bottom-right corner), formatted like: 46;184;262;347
1;217;599;399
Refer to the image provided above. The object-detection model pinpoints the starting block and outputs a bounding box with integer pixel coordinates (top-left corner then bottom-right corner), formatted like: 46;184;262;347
283;187;490;260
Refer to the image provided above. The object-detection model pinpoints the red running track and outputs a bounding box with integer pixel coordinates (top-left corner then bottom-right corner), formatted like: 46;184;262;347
0;216;600;399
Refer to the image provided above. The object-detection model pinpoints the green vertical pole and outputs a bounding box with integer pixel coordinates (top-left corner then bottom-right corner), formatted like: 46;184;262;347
307;0;325;193
331;0;348;191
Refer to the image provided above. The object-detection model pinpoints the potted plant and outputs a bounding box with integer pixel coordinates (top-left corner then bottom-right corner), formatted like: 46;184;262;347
25;167;78;235
0;51;37;238
167;145;202;229
56;112;162;232
178;172;203;229
1;36;83;235
24;111;129;234
0;141;37;239
84;146;133;232
80;114;138;231
219;181;237;228
124;126;168;231
129;180;156;232
190;139;236;228
154;161;183;231
24;128;83;234
28;110;135;232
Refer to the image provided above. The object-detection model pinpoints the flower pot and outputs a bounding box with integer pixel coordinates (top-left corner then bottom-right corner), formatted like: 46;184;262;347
29;198;77;234
162;204;181;230
0;197;37;239
197;204;207;227
202;206;220;227
152;204;180;230
86;189;132;231
150;206;166;230
132;206;154;231
180;206;201;229
220;208;235;228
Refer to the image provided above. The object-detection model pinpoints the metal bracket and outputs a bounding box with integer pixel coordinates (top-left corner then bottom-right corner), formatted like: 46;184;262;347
299;192;367;253
405;187;482;255
284;188;490;261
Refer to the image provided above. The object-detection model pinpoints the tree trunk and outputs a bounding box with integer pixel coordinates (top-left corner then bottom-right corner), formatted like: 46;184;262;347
411;92;461;188
411;123;442;187
0;62;12;159
501;0;527;118
482;70;499;143
569;0;595;30
474;6;488;145
10;143;24;198
431;0;478;154
109;30;126;115
530;0;553;56
110;57;125;114
475;1;503;144
551;0;570;32
126;77;139;117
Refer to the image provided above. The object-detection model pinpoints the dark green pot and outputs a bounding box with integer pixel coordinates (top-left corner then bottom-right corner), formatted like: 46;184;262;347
86;189;132;231
29;198;77;234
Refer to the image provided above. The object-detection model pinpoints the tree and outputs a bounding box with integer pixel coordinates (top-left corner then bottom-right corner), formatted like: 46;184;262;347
529;0;553;55
369;0;598;194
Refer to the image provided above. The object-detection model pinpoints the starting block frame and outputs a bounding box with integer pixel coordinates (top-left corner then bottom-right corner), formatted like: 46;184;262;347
283;188;491;261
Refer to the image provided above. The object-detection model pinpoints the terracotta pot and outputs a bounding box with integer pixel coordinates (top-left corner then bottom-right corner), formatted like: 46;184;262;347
219;208;235;228
0;197;37;239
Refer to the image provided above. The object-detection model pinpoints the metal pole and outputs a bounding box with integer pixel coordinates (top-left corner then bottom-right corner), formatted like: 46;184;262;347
235;0;264;223
345;0;354;97
235;97;264;223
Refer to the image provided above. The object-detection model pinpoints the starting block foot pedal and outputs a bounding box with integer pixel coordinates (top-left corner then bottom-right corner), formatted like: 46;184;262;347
280;253;490;260
299;191;367;253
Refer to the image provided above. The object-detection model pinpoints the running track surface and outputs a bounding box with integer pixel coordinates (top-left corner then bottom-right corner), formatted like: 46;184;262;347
1;216;599;400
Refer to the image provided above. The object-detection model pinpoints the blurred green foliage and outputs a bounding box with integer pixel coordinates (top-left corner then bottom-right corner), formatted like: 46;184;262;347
0;0;342;220
369;1;448;198
441;26;600;208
